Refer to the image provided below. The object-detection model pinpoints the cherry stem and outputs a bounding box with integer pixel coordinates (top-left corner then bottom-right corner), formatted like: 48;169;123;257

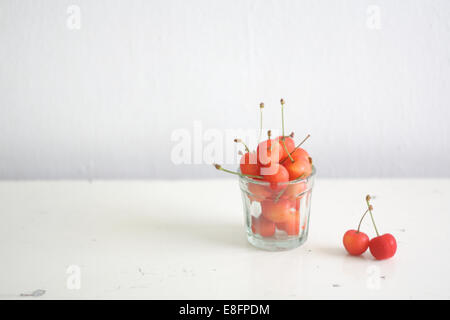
292;134;311;152
366;195;380;237
280;99;294;163
258;103;264;143
274;188;286;203
213;164;263;179
234;139;250;153
281;138;294;163
281;99;286;137
356;208;370;232
280;134;311;164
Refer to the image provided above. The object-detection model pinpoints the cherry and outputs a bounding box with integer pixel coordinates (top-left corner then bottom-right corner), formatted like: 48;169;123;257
257;131;283;168
343;204;371;256
251;215;276;237
247;183;272;202
276;135;296;161
233;138;264;198
369;234;397;260
239;151;260;177
234;138;259;176
259;163;289;191
283;148;312;180
261;199;292;223
276;210;300;235
365;195;397;260
282;182;307;200
343;230;370;256
279;133;312;180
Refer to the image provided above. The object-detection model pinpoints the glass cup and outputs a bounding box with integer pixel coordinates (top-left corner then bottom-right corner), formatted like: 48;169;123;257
239;166;316;251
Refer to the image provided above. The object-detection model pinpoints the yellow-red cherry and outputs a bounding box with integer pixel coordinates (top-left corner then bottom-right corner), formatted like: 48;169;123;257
282;182;307;200
283;148;312;180
257;139;283;168
240;152;260;177
276;210;300;235
251;215;276;237
247;183;272;202
260;163;289;191
343;230;370;256
261;199;292;223
276;136;296;161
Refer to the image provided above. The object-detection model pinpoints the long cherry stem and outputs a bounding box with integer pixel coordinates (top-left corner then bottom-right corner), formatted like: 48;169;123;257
357;208;370;232
281;99;286;137
280;134;311;164
292;134;311;153
280;99;295;163
258;103;264;143
274;188;286;203
214;164;263;179
281;138;294;162
366;195;380;237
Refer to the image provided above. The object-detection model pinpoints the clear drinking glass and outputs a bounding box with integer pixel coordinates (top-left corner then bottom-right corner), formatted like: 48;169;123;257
239;166;316;251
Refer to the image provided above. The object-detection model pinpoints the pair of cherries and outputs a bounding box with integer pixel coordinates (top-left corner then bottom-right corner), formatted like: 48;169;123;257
343;195;397;260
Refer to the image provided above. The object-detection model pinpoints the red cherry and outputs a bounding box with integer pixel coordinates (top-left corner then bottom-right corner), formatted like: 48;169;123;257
261;199;292;223
257;139;282;168
247;183;272;202
282;148;312;180
369;234;397;260
276;210;300;235
240;152;260;177
260;163;289;191
282;182;307;200
363;195;397;260
251;216;276;237
343;230;370;256
276;136;295;161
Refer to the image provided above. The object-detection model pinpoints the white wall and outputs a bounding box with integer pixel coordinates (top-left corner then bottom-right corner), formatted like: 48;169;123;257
1;0;449;179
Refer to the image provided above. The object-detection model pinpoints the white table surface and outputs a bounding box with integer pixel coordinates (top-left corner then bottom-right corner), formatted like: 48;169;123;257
0;179;449;300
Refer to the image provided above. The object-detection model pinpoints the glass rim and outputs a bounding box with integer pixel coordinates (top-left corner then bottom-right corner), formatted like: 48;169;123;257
238;165;316;186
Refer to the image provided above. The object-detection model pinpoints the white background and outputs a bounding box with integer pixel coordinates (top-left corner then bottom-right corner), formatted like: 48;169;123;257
1;0;449;179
